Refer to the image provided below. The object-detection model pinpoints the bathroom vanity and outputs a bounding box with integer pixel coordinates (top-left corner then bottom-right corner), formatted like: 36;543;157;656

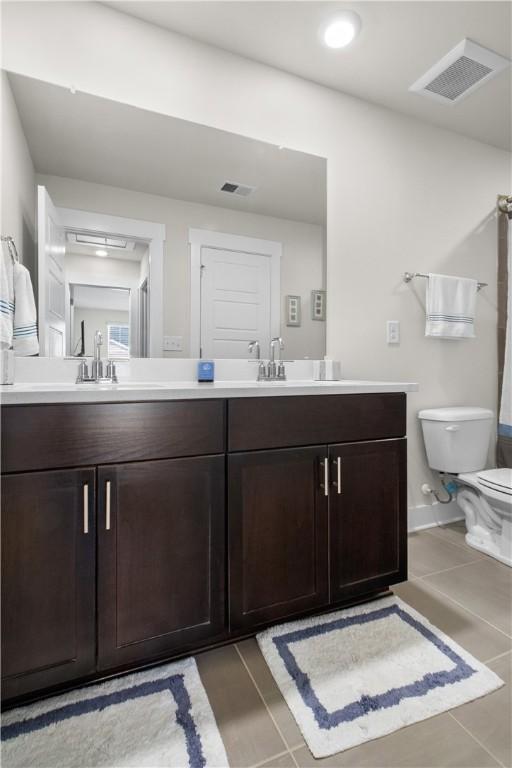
1;383;411;705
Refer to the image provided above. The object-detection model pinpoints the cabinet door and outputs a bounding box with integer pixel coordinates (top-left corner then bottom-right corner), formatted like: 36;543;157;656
229;447;328;631
1;469;96;700
97;455;225;670
329;438;407;601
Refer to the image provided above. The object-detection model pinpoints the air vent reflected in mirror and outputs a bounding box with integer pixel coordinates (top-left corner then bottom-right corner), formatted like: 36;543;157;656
220;181;256;196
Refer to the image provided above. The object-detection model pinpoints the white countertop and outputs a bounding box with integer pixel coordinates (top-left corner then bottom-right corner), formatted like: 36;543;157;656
0;379;418;405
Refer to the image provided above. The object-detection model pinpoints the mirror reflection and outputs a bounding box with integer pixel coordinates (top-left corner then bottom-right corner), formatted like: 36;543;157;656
9;72;327;359
66;236;149;359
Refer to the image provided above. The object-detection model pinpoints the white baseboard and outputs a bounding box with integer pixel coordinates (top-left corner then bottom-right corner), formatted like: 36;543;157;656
408;500;464;533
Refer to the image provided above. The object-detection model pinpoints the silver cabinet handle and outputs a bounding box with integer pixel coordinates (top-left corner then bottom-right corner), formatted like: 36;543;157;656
336;457;341;495
83;483;89;534
320;458;329;496
105;480;111;530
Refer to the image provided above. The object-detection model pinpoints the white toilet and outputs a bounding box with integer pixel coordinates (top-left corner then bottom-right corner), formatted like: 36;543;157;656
419;407;512;567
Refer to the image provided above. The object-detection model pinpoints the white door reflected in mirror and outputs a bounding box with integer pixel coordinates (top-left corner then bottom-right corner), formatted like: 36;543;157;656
197;230;280;359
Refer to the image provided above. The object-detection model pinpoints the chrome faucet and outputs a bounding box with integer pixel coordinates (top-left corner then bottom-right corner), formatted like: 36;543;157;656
255;337;287;381
248;340;260;359
92;331;104;381
270;337;284;361
76;330;119;384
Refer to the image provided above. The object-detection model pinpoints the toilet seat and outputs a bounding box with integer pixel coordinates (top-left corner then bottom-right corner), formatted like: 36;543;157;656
459;469;512;511
476;468;512;496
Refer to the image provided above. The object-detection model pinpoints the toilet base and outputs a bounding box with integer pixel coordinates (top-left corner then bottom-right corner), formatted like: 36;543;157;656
465;532;512;568
456;486;512;569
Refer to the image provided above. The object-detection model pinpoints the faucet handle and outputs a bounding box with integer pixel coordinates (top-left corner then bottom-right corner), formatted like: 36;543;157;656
106;360;118;382
257;361;267;381
76;359;89;383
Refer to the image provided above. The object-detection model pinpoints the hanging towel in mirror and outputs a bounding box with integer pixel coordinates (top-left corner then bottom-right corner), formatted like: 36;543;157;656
425;273;477;339
13;262;39;356
0;244;14;348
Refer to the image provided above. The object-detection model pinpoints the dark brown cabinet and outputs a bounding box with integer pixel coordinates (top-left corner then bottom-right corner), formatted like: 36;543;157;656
1;394;408;705
229;447;329;630
329;439;407;601
1;469;96;700
229;438;407;630
97;456;225;669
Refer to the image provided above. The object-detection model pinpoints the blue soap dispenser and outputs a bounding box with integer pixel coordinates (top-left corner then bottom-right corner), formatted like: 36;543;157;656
197;360;215;382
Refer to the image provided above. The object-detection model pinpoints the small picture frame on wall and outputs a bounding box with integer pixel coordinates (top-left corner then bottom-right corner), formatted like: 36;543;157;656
311;290;326;321
286;295;301;327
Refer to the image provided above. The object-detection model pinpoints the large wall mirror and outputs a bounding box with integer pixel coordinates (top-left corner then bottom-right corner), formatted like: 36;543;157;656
9;72;327;360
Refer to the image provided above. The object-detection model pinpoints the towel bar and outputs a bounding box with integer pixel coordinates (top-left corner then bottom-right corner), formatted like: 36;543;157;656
403;272;487;291
1;235;20;263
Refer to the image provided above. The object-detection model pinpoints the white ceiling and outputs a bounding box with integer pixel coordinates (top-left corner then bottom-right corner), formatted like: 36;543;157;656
106;1;511;151
9;73;326;225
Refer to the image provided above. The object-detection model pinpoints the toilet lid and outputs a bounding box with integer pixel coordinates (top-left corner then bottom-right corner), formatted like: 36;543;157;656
477;468;512;495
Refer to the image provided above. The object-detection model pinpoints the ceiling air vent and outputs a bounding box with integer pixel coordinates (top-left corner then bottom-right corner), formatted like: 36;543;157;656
409;39;510;104
220;181;256;197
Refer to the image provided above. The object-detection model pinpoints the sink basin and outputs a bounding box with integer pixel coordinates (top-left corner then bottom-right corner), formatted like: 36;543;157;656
255;380;291;386
7;382;168;391
99;382;167;390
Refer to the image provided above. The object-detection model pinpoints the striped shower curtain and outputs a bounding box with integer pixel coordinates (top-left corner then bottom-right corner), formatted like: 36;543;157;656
497;207;512;467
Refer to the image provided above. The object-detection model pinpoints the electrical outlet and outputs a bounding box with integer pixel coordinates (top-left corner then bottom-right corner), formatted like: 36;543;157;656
163;336;183;352
386;320;400;344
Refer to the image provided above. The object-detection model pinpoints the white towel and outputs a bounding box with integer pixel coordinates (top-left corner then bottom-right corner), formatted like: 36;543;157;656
0;243;15;348
425;273;477;339
12;262;39;356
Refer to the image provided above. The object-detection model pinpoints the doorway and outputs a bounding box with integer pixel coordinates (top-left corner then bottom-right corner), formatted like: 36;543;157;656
37;186;165;357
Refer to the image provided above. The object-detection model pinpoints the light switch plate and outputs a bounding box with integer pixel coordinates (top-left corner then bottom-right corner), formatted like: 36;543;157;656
311;290;326;321
386;320;400;344
164;335;183;352
286;295;301;327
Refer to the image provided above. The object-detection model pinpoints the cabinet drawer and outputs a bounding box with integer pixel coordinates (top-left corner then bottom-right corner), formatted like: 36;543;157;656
1;400;226;473
228;393;405;452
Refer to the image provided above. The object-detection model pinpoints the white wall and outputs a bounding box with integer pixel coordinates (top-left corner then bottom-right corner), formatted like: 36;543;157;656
38;174;326;359
3;1;510;511
1;70;36;281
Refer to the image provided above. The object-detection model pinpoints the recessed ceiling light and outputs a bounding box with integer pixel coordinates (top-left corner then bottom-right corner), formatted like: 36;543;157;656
95;249;108;257
322;11;361;49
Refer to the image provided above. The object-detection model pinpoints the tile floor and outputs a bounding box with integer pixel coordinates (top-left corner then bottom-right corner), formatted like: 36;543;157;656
196;522;512;768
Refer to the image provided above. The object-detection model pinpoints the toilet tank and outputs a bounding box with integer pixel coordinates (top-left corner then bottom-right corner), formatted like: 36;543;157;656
418;407;493;473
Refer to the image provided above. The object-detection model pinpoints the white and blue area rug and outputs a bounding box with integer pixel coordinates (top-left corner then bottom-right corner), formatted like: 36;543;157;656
1;657;228;768
257;596;504;757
